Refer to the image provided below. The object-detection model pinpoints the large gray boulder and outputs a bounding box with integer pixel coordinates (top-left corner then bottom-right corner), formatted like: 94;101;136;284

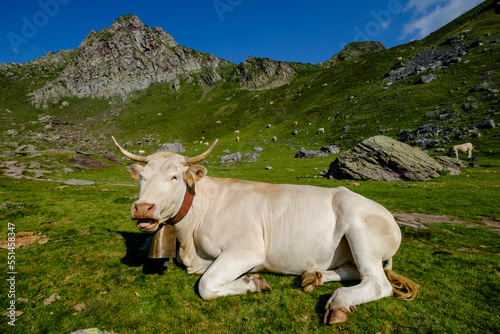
326;136;445;181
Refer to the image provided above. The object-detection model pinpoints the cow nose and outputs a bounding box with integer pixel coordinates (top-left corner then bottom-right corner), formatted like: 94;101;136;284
132;202;157;219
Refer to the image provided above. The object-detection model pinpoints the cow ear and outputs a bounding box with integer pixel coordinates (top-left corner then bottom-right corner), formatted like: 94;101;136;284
126;163;143;180
184;165;207;186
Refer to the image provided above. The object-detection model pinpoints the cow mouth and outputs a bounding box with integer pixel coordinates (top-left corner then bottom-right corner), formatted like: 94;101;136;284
136;219;159;231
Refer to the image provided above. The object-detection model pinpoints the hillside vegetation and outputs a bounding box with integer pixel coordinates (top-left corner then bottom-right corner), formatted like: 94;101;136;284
0;1;498;163
0;2;499;334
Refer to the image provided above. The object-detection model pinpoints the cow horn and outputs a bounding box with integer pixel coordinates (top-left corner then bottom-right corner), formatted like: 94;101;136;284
185;139;218;164
111;136;148;162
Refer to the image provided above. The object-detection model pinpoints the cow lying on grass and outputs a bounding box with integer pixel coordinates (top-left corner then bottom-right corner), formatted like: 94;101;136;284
447;142;474;159
112;136;418;324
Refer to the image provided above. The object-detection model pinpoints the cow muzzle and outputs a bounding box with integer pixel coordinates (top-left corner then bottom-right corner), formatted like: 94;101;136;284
132;202;159;232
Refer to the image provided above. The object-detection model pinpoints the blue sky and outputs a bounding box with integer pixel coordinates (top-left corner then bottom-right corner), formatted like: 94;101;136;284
0;0;485;65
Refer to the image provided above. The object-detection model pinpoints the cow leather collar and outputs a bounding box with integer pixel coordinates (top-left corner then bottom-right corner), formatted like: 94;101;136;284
166;184;195;225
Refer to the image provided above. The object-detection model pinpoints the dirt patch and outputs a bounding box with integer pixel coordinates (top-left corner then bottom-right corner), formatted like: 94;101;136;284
0;232;49;249
392;211;500;234
68;155;108;168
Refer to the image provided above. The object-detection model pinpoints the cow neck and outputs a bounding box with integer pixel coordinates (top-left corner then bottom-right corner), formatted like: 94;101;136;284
166;184;195;225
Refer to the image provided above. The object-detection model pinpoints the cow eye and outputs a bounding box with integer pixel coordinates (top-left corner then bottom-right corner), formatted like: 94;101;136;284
171;176;178;181
138;174;144;181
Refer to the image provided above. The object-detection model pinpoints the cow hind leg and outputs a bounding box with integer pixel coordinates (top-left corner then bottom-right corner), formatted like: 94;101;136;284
301;263;360;293
198;252;271;301
323;228;396;324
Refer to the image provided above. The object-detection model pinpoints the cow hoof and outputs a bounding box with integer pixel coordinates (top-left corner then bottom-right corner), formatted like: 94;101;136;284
252;273;272;292
301;271;322;293
324;305;350;324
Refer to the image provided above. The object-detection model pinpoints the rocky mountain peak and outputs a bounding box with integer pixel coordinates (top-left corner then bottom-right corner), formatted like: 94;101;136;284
29;14;231;107
320;41;386;66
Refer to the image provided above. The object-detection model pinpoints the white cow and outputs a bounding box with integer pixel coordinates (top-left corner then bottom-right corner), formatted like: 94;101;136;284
112;137;418;324
447;143;473;159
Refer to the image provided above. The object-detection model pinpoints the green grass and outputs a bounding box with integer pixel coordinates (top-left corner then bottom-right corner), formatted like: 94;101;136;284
0;152;499;333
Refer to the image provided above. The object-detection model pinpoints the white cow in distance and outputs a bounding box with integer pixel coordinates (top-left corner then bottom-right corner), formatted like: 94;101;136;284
112;136;418;325
447;143;474;159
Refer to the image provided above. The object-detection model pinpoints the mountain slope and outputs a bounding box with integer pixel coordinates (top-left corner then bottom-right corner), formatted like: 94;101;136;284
0;1;498;161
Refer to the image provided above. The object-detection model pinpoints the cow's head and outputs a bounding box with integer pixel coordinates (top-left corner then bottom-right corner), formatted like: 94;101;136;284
112;136;218;233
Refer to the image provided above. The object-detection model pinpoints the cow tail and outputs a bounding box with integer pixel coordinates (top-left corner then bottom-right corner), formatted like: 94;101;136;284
384;268;419;301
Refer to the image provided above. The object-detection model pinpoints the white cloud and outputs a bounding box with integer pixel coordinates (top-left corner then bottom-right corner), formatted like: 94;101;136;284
404;0;447;14
401;0;484;40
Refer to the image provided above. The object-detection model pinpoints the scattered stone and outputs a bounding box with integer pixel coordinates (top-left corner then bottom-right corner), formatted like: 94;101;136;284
158;142;185;153
265;166;273;170
220;152;241;166
471;118;495;129
65;179;95;185
295;148;323;158
15;145;38;156
6;129;18;136
418;74;437;84
243;153;260;162
253;147;264;151
320;145;340;155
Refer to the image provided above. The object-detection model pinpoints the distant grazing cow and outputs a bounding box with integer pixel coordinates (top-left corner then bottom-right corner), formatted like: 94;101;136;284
318;128;325;134
272;136;277;141
204;142;209;146
112;136;418;325
234;130;239;135
266;124;272;128
216;121;221;125
293;121;298;127
236;137;239;142
447;143;473;159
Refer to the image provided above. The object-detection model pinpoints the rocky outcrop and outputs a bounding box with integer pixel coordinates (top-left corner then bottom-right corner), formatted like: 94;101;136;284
29;14;232;107
388;44;468;83
320;41;385;66
326;136;445;181
231;57;296;89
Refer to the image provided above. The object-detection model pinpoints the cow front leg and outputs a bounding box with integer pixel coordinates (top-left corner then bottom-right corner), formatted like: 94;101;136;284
198;252;271;301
